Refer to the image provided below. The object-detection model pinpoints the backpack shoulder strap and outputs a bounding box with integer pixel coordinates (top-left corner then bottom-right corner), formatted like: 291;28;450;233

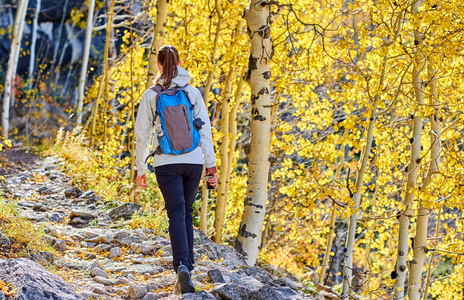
149;84;165;125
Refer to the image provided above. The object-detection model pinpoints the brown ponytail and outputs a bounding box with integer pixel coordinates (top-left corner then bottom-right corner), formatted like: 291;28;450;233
157;45;180;89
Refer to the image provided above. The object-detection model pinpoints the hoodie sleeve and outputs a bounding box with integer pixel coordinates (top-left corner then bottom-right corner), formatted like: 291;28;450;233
191;88;216;168
135;90;155;176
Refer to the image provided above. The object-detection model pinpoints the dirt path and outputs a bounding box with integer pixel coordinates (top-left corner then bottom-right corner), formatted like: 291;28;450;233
0;149;314;300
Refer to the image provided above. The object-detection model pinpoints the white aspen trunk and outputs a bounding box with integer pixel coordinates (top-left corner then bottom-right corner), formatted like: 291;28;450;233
28;0;40;88
145;0;168;89
364;182;379;300
408;63;440;300
200;183;208;234
394;3;425;297
213;19;244;244
76;0;96;125
53;0;69;86
91;0;115;147
319;144;345;283
212;68;234;244
225;71;246;194
2;0;28;138
234;0;272;266
342;100;378;298
423;207;441;300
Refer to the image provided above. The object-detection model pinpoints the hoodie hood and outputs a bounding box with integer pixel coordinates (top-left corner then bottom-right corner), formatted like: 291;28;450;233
158;65;191;87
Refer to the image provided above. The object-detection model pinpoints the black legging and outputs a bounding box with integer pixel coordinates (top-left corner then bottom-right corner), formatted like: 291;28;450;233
155;163;203;272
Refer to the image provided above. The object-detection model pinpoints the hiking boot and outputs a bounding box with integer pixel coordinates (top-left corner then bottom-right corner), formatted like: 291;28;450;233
175;263;195;294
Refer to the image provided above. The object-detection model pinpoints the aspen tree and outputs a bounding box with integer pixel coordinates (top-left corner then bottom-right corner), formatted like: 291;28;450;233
212;18;245;243
76;0;96;125
145;0;168;89
235;0;272;265
225;71;246;197
394;2;425;297
408;62;440;300
90;0;115;147
2;0;29;138
319;144;344;283
212;67;235;243
28;0;40;88
342;12;404;294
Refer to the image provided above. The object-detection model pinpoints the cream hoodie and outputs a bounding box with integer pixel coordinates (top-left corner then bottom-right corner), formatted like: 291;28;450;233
135;66;216;176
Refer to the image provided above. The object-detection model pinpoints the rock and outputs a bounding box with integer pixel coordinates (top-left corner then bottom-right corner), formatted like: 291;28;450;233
94;244;112;253
210;277;262;300
69;210;97;220
17;200;37;208
38;186;54;195
182;291;217;299
0;258;84;299
16;171;34;182
65;186;83;198
48;172;60;180
85;236;102;243
87;259;103;270
91;284;109;295
208;269;226;283
127;284;148;299
80;291;102;299
135;228;149;240
0;233;13;250
33;203;49;212
91;267;108;278
242;266;274;284
69;217;90;226
80;190;95;199
114;231;142;246
81;241;97;248
273;277;299;291
54;239;67;252
5;177;21;185
108;202;142;220
195;230;247;266
101;233;114;244
84;253;97;260
127;274;136;281
83;230;100;239
40;251;55;264
45;165;57;171
109;247;123;258
250;285;286;300
141;293;159;300
48;212;64;222
153;257;173;268
115;277;131;285
273;286;312;300
94;276;113;286
131;243;151;254
134;265;165;275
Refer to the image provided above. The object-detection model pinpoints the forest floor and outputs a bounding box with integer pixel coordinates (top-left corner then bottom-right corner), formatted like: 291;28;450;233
0;148;324;300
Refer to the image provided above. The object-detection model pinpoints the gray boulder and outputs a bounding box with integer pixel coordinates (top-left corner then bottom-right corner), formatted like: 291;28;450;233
108;202;142;220
183;291;217;299
0;258;84;299
65;186;83;198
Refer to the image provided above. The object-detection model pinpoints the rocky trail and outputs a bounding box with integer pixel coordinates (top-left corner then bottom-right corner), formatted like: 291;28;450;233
0;150;327;300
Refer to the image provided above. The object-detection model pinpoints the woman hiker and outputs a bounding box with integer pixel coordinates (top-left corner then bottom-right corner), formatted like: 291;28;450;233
134;45;218;294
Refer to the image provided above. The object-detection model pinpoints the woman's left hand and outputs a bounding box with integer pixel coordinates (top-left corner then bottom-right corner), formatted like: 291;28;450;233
206;166;218;190
137;174;147;188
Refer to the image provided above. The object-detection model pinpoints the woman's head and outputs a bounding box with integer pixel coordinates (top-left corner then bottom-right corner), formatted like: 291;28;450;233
157;45;180;88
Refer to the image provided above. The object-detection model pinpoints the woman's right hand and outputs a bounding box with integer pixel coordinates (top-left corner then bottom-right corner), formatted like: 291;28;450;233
137;174;147;188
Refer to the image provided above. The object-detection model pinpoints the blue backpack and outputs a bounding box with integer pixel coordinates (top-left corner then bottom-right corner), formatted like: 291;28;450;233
149;84;201;155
